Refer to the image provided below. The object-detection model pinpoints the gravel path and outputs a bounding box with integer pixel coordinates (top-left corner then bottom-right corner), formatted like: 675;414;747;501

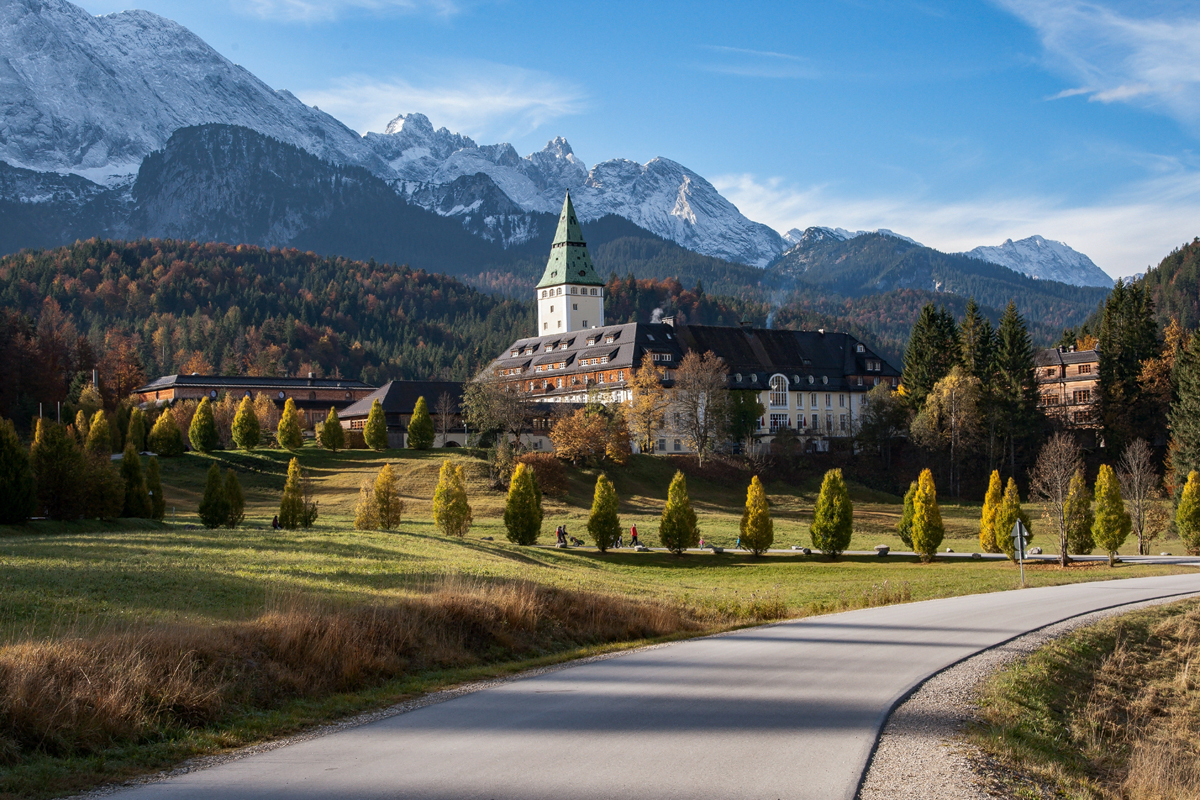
857;594;1196;800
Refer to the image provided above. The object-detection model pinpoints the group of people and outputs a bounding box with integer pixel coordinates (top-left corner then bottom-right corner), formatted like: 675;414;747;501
554;523;640;548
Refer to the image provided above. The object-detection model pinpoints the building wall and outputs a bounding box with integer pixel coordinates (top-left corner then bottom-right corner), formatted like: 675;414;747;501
1035;351;1100;428
537;284;604;334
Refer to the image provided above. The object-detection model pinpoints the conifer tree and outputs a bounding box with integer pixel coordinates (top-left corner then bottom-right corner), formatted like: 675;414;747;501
277;398;303;451
278;457;305;529
127;408;147;453
810;468;853;558
225;469;245;528
586;474;622;552
979;470;1003;553
373;463;405;530
1176;471;1200;554
30;418;84;519
318;407;345;451
1098;280;1161;453
120;443;151;518
994;477;1033;562
354;479;378;530
504;462;543;545
1092;464;1131;566
1065;468;1095;555
83;455;124;521
739;475;774;555
911;468;944;562
188;398;218;453
432;460;472;537
659;470;699;554
994;301;1041;476
232;396;261;450
198;463;230;528
146;456;165;521
0;417;35;524
902;304;960;408
898;480;917;549
86;409;113;456
407;396;435;450
958;298;995;384
1169;331;1200;493
148;410;185;456
364;398;388;451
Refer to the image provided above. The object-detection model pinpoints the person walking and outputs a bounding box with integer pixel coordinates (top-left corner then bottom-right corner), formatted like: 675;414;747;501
629;523;639;547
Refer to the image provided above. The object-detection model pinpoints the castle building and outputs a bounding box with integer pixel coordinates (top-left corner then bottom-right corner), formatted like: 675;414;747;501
489;193;901;452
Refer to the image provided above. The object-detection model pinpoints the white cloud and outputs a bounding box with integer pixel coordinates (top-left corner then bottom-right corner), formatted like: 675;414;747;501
697;45;821;80
997;0;1200;130
239;0;457;22
713;171;1200;278
298;64;586;140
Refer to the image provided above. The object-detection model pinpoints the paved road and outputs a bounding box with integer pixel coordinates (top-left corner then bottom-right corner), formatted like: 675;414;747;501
111;573;1200;800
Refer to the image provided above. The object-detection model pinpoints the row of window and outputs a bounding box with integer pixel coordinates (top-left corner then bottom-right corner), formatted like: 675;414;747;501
760;413;848;433
526;371;627;391
1042;363;1094;378
1039;389;1093;406
769;390;850;410
541;286;601;299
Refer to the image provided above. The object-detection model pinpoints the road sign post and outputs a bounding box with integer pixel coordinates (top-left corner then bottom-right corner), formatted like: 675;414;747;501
1011;519;1029;587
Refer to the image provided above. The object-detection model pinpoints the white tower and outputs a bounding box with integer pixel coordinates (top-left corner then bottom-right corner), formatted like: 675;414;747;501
536;192;605;335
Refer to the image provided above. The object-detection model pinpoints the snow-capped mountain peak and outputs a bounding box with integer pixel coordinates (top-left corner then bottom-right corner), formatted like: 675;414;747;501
782;226;923;248
965;235;1113;288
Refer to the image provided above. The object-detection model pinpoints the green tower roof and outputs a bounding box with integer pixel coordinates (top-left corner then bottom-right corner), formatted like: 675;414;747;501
536;191;604;289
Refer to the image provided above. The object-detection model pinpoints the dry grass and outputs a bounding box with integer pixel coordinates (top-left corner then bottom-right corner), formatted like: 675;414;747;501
0;579;720;766
970;598;1200;799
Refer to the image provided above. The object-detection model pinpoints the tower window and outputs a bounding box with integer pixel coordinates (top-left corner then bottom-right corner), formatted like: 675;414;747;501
542;290;547;298
557;320;562;328
573;304;578;310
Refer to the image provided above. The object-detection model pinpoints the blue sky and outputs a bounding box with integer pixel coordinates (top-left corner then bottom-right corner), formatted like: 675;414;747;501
77;0;1200;277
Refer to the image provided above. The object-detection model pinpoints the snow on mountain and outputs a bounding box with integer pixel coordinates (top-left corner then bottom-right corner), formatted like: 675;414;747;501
964;235;1113;288
0;0;382;181
782;226;923;248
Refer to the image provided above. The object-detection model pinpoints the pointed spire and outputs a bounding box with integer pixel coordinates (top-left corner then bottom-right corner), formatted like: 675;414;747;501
552;191;586;247
537;191;603;289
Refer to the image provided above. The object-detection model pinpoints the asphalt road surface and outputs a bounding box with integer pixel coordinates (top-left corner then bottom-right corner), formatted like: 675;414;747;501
110;572;1200;800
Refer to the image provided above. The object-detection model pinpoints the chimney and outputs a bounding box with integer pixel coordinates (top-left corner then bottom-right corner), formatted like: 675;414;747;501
818;328;826;335
661;316;676;327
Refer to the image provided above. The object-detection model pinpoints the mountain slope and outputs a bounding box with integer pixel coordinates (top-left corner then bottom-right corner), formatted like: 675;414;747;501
965;235;1112;288
1140;237;1200;330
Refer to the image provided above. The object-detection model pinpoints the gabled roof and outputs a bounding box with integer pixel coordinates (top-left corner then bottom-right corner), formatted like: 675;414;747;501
536;192;604;289
1035;348;1100;366
136;373;372;392
341;380;464;418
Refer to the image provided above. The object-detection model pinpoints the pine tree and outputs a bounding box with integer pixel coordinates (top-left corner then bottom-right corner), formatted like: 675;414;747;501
1092;463;1131;566
958;298;995;384
898;481;917;549
277;398;303;451
373;463;405;530
83;454;124;521
994;301;1041;476
354;479;378;530
318;407;345;451
902;304;960;408
224;469;245;528
85;410;113;456
587;474;622;552
278;457;305;529
1176;471;1200;554
659;470;699;554
810;468;853;558
739;475;774;555
188;398;218;453
432;460;472;537
1098;281;1161;453
1169;331;1200;494
127;408;147;453
994;477;1033;562
119;443;151;518
364;398;388;451
979;470;1003;553
30;418;84;519
232;396;261;450
198;463;229;528
504;462;543;545
0;417;35;524
146;456;165;521
148;410;185;456
911;468;944;562
407;396;435;450
1065;468;1095;555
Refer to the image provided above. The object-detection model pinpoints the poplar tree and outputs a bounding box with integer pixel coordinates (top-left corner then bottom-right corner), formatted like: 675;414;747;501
30;418;84;519
198;463;230;528
902;303;959;408
979;470;1003;553
318;407;345;451
189;398;219;453
148;411;185;456
86;410;113;456
278;457;305;529
504;462;543;545
911;468;944;562
224;470;245;528
1176;471;1200;554
127;408;147;453
587;474;622;552
120;443;152;518
1092;463;1131;566
232;396;261;450
898;480;916;549
739;475;774;555
373;463;405;530
1065;468;1095;555
364;398;388;451
407;396;435;450
277;398;303;451
146;457;165;521
810;468;853;558
1169;331;1200;493
432;460;472;537
994;477;1033;562
0;417;35;524
659;470;699;554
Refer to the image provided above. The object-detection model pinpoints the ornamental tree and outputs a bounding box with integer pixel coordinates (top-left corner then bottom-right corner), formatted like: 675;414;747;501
86;410;114;456
198;463;230;529
1092;463;1131;566
278;457;305;529
0;417;35;524
504;462;543;545
911;468;944;562
898;480;917;549
407;396;435;450
659;470;699;554
1176;470;1200;554
373;463;405;530
364;399;388;451
432;460;472;538
277;398;303;451
318;407;345;451
810;468;853;558
232;396;261;450
994;477;1034;562
979;470;1003;553
30;419;84;519
1065;468;1095;555
146;457;165;521
148;411;185;456
120;443;152;518
587;474;622;552
189;398;219;453
224;469;245;528
740;475;774;555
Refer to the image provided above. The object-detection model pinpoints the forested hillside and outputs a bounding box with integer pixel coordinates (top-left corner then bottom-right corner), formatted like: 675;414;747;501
1141;237;1200;330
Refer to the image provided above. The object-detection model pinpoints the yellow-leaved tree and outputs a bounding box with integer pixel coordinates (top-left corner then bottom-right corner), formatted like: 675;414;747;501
432;460;472;538
740;475;774;556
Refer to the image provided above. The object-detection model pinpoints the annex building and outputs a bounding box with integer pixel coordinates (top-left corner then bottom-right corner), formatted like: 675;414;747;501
489;193;901;452
1034;345;1100;429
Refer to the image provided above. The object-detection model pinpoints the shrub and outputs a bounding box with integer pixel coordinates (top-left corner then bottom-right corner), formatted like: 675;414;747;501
0;417;35;525
224;470;245;528
147;411;184;457
120;443;152;518
188;398;219;453
1178;471;1200;555
30;419;84;520
811;468;853;558
364;399;388;451
1093;463;1131;566
146;457;165;521
232;396;261;450
504;462;543;545
373;464;405;531
407;396;435;450
516;452;568;498
910;468;944;562
198;463;230;529
897;481;916;549
659;470;699;554
277;398;303;451
979;469;1002;553
739;475;773;555
432;460;472;537
318;407;345;451
587;474;621;552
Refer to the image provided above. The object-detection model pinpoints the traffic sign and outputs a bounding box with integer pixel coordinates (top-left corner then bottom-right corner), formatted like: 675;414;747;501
1011;519;1029;586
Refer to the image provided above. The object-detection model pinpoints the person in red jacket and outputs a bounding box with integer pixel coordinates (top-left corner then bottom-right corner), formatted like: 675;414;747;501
629;523;639;547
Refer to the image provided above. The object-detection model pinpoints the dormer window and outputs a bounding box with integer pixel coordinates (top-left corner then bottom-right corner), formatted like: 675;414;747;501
511;349;519;357
647;334;656;341
856;343;865;353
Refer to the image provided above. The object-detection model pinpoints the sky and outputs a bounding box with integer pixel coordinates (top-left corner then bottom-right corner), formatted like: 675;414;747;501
75;0;1200;278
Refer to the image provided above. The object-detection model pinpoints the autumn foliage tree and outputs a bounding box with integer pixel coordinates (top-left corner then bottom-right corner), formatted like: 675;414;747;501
1092;464;1131;566
810;468;853;559
910;468;944;562
626;352;670;453
740;475;774;556
504;462;543;545
318;407;345;451
364;399;388;451
659;471;699;555
979;470;1003;553
189;398;219;453
232;396;261;450
277;398;303;451
1176;471;1200;554
586;474;621;552
432;460;472;538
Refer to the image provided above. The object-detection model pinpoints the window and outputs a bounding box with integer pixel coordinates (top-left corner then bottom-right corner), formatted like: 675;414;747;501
1073;410;1093;424
663;354;671;361
857;343;865;352
674;439;682;452
1078;364;1092;374
799;414;807;428
857;376;863;386
309;391;316;400
573;304;578;310
558;320;563;328
582;320;588;327
861;395;869;407
810;392;817;407
557;288;562;296
605;335;615;343
541;290;547;298
591;288;598;295
511;349;519;357
839;394;845;408
1073;389;1092;404
1042;394;1060;406
840;414;847;431
770;375;788;407
618;371;624;381
557;378;563;388
770;413;789;432
673;412;681;428
822;375;829;385
826;413;833;431
598;373;605;383
808;375;815;385
658;438;667;453
812;414;819;429
825;393;832;408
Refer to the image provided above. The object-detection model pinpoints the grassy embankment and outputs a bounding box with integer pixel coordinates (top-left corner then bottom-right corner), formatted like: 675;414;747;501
970;597;1200;799
0;445;1192;798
